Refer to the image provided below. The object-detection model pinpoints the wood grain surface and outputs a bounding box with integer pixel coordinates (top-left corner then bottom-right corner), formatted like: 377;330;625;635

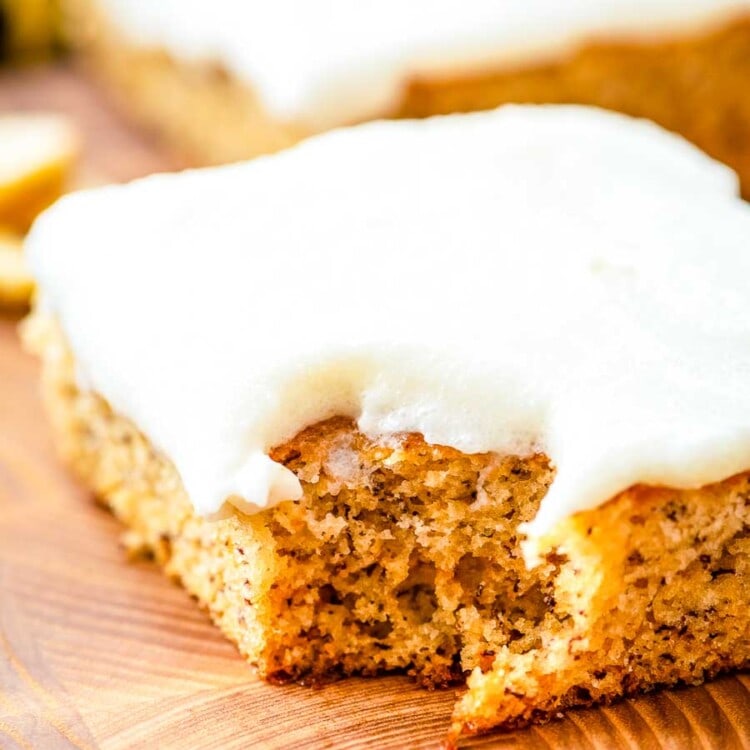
1;66;749;750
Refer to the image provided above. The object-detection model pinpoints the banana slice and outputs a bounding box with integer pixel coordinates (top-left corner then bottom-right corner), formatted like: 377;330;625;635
0;231;33;309
0;113;79;233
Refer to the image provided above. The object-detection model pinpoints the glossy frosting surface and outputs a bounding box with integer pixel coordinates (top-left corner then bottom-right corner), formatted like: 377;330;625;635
28;106;750;536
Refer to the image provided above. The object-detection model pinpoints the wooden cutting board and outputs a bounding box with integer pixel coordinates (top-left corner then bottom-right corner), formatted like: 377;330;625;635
1;66;749;750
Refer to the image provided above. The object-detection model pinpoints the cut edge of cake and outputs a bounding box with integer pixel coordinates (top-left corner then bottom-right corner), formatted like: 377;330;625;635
23;313;750;742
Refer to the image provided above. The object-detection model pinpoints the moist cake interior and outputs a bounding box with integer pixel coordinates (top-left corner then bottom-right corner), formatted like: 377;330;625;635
30;316;750;739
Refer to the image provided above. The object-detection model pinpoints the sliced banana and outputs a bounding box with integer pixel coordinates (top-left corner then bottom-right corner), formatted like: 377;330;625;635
0;113;79;233
0;232;34;309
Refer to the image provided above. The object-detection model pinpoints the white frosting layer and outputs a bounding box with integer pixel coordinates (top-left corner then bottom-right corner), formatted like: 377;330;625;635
95;0;750;127
28;106;750;536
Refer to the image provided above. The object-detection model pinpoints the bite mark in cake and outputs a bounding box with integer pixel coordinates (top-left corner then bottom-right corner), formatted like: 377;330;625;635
23;106;750;739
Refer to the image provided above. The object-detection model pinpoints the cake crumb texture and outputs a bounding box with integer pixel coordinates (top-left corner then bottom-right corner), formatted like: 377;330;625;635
24;315;750;738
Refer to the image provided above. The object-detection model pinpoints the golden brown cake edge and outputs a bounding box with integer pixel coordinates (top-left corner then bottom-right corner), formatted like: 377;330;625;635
23;313;750;741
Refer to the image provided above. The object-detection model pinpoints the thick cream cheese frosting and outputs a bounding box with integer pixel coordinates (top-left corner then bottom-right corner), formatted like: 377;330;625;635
27;105;750;537
94;0;750;127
